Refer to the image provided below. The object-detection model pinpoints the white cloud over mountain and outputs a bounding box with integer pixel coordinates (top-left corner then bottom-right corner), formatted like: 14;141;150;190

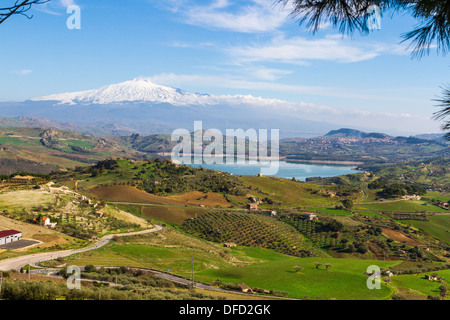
30;77;440;134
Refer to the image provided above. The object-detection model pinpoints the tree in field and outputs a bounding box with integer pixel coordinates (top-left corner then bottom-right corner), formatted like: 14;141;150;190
278;0;450;138
341;199;353;211
0;0;49;25
293;265;303;272
325;263;333;271
439;284;448;299
314;262;323;269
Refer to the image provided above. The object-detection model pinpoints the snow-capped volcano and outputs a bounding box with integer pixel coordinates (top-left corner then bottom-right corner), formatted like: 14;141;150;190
3;78;358;138
31;78;291;108
32;78;216;106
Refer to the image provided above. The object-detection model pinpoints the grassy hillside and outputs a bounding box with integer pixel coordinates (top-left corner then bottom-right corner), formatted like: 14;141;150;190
0;127;143;173
45;227;396;300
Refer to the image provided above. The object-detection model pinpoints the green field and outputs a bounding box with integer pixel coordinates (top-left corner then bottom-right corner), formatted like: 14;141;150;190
391;269;450;298
239;176;360;208
307;207;352;216
196;256;398;300
356;200;448;213
57;230;398;300
405;215;450;243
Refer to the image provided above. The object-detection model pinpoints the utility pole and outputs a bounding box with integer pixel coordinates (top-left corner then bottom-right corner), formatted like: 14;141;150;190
190;257;195;290
0;272;3;298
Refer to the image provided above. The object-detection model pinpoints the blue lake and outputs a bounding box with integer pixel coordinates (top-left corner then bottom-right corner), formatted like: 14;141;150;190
187;160;360;181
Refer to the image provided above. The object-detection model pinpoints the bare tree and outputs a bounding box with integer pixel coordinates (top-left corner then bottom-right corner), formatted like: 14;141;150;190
0;0;49;25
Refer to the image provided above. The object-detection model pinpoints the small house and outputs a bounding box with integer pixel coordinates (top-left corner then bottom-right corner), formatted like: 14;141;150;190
80;196;92;204
425;275;439;282
95;211;105;218
303;212;318;221
247;203;258;211
238;283;253;293
40;217;57;229
224;242;237;248
268;210;277;217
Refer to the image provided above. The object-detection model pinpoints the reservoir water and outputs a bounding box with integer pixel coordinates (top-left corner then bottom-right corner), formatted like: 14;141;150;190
188;160;360;181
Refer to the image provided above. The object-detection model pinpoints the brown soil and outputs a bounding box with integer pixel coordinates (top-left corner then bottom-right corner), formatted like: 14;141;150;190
382;228;424;246
167;191;231;207
90;186;231;208
89;186;181;205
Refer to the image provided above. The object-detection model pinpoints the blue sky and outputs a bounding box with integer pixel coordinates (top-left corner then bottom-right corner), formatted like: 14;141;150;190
1;0;449;134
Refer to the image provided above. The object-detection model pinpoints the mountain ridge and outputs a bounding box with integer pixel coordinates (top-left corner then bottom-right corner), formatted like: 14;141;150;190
31;78;290;107
325;128;392;139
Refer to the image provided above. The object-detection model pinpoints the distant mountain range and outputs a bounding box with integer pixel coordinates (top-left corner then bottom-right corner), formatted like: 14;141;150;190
325;128;392;139
0;78;400;139
324;128;448;143
0;119;447;174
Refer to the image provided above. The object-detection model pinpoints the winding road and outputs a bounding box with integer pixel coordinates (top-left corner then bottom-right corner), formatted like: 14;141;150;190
0;224;296;300
0;225;163;272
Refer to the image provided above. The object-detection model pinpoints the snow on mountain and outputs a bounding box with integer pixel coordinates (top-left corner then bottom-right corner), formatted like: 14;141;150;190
31;78;292;108
32;78;216;106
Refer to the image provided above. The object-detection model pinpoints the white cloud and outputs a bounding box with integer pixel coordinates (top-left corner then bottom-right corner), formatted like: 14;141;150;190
60;0;77;7
147;72;440;133
165;0;291;33
36;0;78;15
227;34;404;65
148;72;428;104
13;69;32;76
245;66;293;81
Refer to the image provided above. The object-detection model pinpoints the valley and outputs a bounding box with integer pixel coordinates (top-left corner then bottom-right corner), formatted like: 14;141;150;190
0;152;449;300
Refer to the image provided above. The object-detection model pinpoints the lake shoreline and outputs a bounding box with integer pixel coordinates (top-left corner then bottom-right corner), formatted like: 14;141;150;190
186;160;362;181
281;158;364;166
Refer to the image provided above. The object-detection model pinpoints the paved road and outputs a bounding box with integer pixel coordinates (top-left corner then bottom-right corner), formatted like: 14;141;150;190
36;266;296;300
0;225;163;271
0;224;297;300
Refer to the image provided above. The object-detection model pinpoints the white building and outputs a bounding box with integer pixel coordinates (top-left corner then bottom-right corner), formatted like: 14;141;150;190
0;230;22;245
40;217;57;229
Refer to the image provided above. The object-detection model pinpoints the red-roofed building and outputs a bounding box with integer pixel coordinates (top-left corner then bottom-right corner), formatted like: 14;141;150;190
0;230;22;245
40;217;57;229
303;212;318;221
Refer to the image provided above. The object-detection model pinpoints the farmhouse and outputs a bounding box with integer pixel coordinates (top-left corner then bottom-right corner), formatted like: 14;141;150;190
268;210;277;217
303;212;318;221
238;283;253;293
80;196;92;204
0;230;22;245
247;203;258;211
425;275;439;282
223;242;237;248
40;217;57;229
95;211;105;217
